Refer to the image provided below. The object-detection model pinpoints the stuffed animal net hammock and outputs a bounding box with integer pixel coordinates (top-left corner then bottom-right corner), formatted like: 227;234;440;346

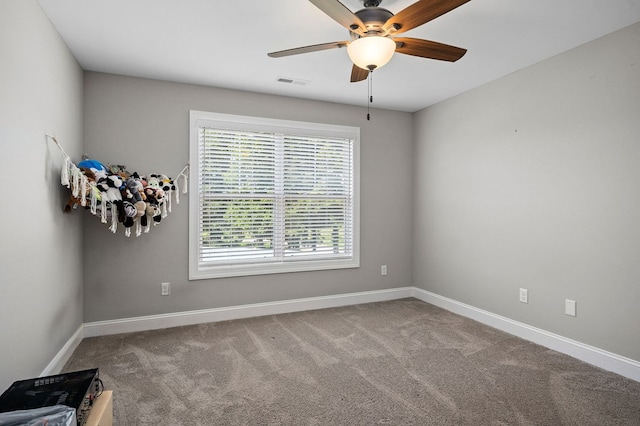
49;135;188;237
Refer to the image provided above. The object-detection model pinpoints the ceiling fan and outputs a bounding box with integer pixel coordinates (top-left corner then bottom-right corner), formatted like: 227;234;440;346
268;0;472;83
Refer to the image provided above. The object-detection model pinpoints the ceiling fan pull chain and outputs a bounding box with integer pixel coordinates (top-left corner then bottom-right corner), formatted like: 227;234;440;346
370;71;375;120
367;71;373;121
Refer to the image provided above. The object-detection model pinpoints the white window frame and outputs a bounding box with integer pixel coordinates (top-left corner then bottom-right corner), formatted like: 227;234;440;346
189;110;360;280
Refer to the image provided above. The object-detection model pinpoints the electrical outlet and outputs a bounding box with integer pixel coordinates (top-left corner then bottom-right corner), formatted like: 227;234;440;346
565;299;576;317
161;282;170;296
381;265;387;276
519;288;528;304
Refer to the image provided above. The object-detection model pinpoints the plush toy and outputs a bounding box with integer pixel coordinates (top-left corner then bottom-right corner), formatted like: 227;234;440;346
145;174;161;189
97;174;123;203
143;186;164;203
78;159;107;174
120;179;135;203
129;174;147;199
119;177;147;221
142;186;165;225
79;167;96;181
158;174;176;192
134;172;148;189
114;200;137;227
108;164;130;180
155;188;165;205
148;204;163;224
140;201;162;227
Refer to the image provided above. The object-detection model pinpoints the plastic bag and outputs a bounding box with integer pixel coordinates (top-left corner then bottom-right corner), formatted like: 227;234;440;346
0;405;75;426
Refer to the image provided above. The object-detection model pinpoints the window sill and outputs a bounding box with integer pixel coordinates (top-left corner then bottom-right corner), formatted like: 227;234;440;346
189;258;359;280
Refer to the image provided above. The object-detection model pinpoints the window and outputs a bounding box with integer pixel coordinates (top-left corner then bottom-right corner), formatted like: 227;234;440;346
189;111;359;279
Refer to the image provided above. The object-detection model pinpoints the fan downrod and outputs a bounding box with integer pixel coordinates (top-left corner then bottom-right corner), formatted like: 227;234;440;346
362;0;382;7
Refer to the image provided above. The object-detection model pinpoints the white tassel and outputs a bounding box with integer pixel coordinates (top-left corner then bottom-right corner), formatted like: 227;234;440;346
136;220;142;237
109;204;118;233
71;167;80;197
167;190;173;213
90;189;98;215
100;201;107;223
162;202;168;218
144;222;151;233
174;180;180;204
61;157;70;187
125;227;131;237
80;175;88;207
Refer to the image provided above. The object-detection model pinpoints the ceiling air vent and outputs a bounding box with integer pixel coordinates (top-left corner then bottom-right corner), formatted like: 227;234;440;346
277;76;310;86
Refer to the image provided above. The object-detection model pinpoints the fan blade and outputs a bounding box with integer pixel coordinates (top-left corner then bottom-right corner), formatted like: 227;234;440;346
394;37;467;62
309;0;366;35
384;0;472;34
350;65;369;82
268;41;348;58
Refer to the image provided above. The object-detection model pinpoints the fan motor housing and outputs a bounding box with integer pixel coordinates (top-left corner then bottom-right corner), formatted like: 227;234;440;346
355;7;393;34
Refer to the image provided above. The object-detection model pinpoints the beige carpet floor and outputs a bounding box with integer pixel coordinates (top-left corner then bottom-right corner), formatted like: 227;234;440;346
64;298;640;425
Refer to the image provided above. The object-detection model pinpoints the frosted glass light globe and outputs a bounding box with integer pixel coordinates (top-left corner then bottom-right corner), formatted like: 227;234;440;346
347;36;396;71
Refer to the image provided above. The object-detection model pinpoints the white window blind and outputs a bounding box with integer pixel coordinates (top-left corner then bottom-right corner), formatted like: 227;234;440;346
189;111;359;279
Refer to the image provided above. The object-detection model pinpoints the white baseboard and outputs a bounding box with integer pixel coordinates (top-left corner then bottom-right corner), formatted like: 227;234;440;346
41;324;84;377
83;287;414;338
411;288;640;383
66;286;639;383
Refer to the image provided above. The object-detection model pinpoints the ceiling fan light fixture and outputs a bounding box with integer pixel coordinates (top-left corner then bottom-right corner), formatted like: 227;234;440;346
347;36;396;71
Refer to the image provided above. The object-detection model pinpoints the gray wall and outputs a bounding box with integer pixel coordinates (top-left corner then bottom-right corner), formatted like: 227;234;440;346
82;73;414;322
0;0;84;390
413;22;640;362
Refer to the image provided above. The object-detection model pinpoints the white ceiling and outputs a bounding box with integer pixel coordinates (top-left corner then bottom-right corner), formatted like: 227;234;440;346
37;0;640;112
